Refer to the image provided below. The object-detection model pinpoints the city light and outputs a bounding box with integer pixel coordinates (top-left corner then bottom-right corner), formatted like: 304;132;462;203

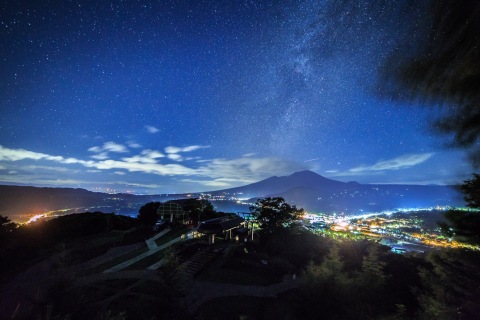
302;207;480;252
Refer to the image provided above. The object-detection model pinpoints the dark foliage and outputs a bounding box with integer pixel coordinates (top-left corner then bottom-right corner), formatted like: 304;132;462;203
137;201;161;226
180;198;215;224
292;240;422;319
0;215;17;240
250;197;303;237
258;227;331;269
439;174;480;244
439;209;480;245
418;250;480;319
461;173;480;208
381;0;480;164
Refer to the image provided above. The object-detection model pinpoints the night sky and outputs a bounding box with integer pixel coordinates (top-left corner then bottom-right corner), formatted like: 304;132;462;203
0;0;472;194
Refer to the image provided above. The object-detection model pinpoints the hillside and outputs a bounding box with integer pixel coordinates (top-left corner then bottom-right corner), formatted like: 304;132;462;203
0;185;165;222
0;171;464;222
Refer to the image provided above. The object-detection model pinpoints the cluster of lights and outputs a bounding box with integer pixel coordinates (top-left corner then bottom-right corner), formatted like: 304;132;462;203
303;207;480;252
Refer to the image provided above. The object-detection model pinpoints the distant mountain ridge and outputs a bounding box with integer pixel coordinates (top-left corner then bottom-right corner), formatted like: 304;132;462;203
211;170;463;212
0;185;162;222
211;170;347;197
0;170;464;222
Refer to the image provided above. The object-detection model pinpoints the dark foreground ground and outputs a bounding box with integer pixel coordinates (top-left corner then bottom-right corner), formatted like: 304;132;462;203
0;226;300;320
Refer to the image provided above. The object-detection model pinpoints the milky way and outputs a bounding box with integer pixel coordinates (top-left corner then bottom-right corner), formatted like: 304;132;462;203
0;0;471;193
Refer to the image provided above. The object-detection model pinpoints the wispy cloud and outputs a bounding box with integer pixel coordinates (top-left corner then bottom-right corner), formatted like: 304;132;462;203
167;154;183;161
88;141;128;156
0;161;167;189
0;145;304;189
165;145;209;154
328;153;435;177
84;159;196;175
19;165;81;174
122;149;165;164
102;141;129;153
195;157;304;182
164;145;210;162
181;177;250;188
304;157;320;162
350;153;434;172
91;152;109;160
145;125;160;133
127;140;142;148
242;153;256;157
0;146;65;162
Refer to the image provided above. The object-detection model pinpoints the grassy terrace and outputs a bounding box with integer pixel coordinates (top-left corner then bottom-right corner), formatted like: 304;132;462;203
124;249;167;270
91;226;191;272
126;226;193;270
66;230;130;264
154;225;190;246
86;245;149;274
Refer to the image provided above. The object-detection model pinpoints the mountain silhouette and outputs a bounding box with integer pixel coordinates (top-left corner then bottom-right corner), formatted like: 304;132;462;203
211;170;347;197
212;170;463;212
0;171;464;221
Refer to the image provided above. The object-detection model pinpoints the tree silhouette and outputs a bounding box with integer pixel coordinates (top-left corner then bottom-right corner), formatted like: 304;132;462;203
380;0;480;165
0;215;17;237
359;245;386;289
250;197;303;236
137;202;161;226
182;198;215;224
461;173;480;208
439;174;480;244
300;243;353;319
